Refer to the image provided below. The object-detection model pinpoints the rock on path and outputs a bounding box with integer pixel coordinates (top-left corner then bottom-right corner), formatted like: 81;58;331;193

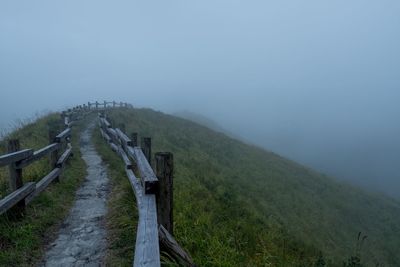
40;122;109;267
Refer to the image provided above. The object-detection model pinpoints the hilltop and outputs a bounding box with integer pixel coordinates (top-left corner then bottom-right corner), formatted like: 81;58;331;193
98;107;400;266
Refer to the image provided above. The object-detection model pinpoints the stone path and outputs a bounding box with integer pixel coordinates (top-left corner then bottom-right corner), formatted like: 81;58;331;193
40;122;109;267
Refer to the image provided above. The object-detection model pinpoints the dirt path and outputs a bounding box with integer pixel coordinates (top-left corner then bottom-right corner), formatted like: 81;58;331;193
40;122;109;267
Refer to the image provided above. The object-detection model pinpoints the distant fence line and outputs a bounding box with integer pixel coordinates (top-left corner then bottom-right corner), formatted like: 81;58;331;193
0;102;195;267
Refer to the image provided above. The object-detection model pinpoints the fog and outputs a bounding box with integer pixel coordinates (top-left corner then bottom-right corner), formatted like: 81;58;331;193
1;1;399;197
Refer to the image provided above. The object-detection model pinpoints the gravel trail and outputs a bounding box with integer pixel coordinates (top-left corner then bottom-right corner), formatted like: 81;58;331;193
40;122;109;267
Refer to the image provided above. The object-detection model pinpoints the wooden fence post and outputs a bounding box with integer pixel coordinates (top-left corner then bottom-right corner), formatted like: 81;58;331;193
113;101;116;108
48;129;59;182
7;139;23;191
130;133;138;147
95;101;99;109
7;139;26;214
88;102;91;110
155;152;174;235
104;100;107;109
141;137;152;165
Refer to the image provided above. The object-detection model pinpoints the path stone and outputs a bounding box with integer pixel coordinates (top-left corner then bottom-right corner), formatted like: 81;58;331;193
40;121;109;267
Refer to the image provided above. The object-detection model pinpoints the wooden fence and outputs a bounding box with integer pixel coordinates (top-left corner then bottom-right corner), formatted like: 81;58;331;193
0;102;195;267
97;110;195;267
0;109;83;216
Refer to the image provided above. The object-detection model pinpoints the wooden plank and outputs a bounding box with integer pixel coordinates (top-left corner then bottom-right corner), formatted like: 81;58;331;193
127;147;158;194
100;128;111;143
125;169;143;202
118;146;132;169
54;128;71;143
125;169;160;267
135;190;160;267
102;118;112;128
25;168;62;204
56;146;73;168
115;128;132;149
155;152;174;235
0;182;35;215
0;149;33;167
107;128;119;144
16;143;60;169
159;225;196;267
110;143;118;152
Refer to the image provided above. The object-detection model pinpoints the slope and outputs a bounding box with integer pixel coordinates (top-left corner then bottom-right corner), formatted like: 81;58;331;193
101;107;400;266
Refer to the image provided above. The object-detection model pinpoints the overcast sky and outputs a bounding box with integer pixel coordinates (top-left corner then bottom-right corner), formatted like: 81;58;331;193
1;1;399;197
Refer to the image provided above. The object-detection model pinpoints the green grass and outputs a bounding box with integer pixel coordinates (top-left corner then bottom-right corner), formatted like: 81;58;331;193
5;108;397;266
92;127;138;266
100;107;400;267
0;113;88;266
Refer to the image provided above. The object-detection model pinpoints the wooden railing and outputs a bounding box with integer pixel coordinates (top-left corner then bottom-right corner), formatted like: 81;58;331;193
0;109;83;215
97;111;195;267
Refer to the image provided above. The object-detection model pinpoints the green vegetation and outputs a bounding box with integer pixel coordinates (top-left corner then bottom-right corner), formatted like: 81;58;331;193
0;113;87;266
1;108;399;266
100;107;400;266
93;128;138;266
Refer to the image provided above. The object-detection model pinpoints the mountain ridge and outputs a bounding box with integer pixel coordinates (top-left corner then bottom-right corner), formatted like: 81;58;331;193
103;107;400;266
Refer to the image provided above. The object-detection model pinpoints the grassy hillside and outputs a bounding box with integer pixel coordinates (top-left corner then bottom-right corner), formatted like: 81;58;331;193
100;107;400;266
0;114;87;266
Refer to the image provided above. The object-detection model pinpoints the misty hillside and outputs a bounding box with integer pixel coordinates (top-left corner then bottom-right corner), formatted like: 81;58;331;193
174;111;227;133
102;108;400;266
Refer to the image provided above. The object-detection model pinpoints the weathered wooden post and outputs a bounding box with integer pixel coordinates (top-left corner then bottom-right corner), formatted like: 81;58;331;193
48;129;59;182
104;100;107;109
155;152;174;234
113;101;116;108
7;139;23;192
95;101;99;109
88;101;91;110
7;139;26;214
130;133;138;147
141;137;152;164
